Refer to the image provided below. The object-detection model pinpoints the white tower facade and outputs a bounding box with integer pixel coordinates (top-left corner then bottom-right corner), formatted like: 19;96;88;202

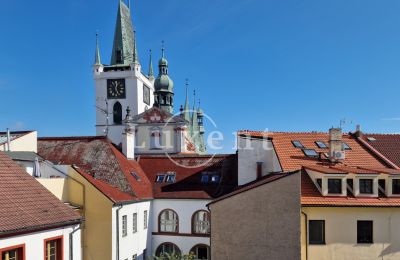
94;1;155;146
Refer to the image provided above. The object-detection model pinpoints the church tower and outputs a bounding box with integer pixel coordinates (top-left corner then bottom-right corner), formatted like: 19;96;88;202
93;0;154;146
154;45;174;114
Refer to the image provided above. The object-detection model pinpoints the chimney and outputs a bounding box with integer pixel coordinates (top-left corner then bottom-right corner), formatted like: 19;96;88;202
256;162;263;180
354;124;363;138
122;107;135;160
6;128;11;151
329;128;344;162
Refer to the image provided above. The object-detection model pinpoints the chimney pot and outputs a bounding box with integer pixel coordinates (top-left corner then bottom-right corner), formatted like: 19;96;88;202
256;162;263;180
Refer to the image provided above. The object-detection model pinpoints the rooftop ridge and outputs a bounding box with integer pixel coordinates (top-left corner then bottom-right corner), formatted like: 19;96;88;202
38;136;107;141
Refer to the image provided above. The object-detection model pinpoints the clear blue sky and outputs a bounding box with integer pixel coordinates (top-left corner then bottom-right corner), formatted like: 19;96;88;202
1;0;400;153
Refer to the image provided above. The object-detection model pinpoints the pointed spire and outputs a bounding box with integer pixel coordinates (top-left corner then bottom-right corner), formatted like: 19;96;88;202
111;0;135;65
183;79;191;123
132;30;139;64
161;40;165;58
148;49;154;80
94;32;102;65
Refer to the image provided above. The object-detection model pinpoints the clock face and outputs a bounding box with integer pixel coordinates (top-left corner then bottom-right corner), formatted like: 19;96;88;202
107;79;126;99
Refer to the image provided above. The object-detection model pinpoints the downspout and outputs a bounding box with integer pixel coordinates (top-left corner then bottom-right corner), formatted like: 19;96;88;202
116;205;123;260
301;211;308;260
69;223;81;260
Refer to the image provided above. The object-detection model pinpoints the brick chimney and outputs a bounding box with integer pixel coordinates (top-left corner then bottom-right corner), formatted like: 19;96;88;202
329;128;345;162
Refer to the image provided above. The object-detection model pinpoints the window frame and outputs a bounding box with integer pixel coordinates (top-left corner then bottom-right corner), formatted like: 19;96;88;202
192;210;211;235
357;220;373;244
155;243;181;258
44;235;63;260
113;101;123;125
292;140;305;148
302;149;318;157
315;141;328;149
308;220;325;245
150;128;163;150
165;173;176;183
359;179;373;194
190;244;210;260
392;179;400;195
158;209;179;233
122;215;128;237
144;210;148;229
328;179;342;194
156;175;165;183
132;213;137;233
0;244;25;260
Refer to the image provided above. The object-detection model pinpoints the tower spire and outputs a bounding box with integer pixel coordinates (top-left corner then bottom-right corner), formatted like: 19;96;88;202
133;30;139;64
148;49;154;80
94;32;102;65
183;79;191;123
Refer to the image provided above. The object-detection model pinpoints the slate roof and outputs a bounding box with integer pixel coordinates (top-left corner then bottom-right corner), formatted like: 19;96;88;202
361;133;400;168
138;154;238;199
37;136;153;203
0;152;82;237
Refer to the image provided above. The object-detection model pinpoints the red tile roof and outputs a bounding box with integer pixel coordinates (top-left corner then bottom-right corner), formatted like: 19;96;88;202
361;133;400;168
138;154;238;199
301;171;400;207
239;130;389;171
38;136;152;203
0;152;82;236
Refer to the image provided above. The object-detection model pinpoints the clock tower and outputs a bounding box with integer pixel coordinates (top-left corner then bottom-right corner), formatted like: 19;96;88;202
93;0;155;146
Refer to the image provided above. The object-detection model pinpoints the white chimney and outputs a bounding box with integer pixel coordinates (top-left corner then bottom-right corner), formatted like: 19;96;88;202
329;128;345;162
122;107;135;160
6;128;11;151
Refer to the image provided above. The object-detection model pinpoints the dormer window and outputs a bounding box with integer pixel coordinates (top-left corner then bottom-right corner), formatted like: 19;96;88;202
166;173;176;183
292;140;304;148
359;179;373;194
315;141;328;149
303;149;318;157
156;175;165;183
328;179;342;194
342;142;351;150
392;179;400;194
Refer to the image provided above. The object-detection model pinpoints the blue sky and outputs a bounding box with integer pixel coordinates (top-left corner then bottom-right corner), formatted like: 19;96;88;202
1;0;400;153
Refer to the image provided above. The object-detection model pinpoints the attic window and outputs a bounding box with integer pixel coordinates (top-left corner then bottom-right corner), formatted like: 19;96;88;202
211;175;220;183
131;172;141;181
315;141;328;149
166;173;176;183
156;175;165;183
303;149;318;157
201;175;209;183
292;140;304;148
342;142;351;150
367;137;376;142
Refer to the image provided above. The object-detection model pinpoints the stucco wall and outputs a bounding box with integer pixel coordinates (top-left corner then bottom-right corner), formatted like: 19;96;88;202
152;199;211;255
301;207;400;260
209;173;301;260
0;131;37;153
0;225;81;260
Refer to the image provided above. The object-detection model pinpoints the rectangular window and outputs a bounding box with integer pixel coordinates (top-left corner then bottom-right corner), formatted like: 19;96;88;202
302;149;318;157
122;215;127;237
143;85;150;105
328;179;342;194
155;175;165;183
201;175;209;183
392;179;400;194
144;210;148;229
166;174;176;183
292;140;304;148
211;175;220;183
316;178;322;189
315;141;328;149
347;179;354;196
342;142;351;150
45;237;63;260
309;220;325;244
359;179;373;194
1;245;24;260
133;213;137;233
357;221;373;244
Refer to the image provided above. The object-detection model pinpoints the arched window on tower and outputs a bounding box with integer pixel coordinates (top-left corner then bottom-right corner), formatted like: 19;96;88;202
113;102;122;124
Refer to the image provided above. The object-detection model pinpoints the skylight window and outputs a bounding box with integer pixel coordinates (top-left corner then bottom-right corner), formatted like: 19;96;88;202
367;137;376;142
211;175;220;183
303;149;318;157
155;175;165;183
201;175;209;183
131;172;141;181
166;173;176;183
342;142;351;150
292;140;305;148
315;141;328;149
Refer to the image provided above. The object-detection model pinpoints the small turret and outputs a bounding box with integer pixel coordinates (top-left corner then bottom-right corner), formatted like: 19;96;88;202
154;42;174;113
94;32;104;74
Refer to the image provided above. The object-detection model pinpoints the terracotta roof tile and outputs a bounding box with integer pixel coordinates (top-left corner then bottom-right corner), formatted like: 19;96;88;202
138;154;237;199
362;134;400;168
0;152;81;236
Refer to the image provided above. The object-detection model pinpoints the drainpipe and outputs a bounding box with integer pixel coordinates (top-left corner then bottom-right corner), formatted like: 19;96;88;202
116;205;123;260
6;128;11;151
301;211;308;260
69;223;81;260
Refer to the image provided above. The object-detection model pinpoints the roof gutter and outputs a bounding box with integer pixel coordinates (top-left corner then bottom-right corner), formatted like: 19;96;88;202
354;135;400;169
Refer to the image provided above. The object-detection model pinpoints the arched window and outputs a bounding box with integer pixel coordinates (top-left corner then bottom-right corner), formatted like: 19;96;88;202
113;102;122;124
159;209;178;233
150;128;162;149
155;243;181;258
192;210;210;234
190;244;210;260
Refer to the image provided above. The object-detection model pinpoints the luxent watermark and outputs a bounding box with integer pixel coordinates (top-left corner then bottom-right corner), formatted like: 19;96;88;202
133;110;272;168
